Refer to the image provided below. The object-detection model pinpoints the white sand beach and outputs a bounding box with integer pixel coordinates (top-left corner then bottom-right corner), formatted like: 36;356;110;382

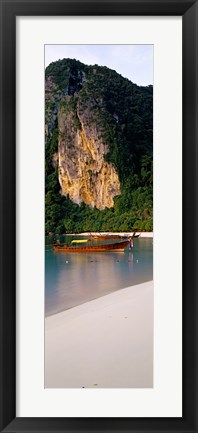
139;232;153;238
71;232;153;238
45;280;153;388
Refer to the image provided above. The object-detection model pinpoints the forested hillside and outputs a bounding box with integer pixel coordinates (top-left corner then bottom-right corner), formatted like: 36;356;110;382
45;58;153;234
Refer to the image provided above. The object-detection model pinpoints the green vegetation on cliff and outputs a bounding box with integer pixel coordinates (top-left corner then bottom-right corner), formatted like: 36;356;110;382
45;58;153;234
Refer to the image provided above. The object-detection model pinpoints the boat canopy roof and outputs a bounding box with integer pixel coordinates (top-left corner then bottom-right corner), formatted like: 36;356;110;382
71;239;88;244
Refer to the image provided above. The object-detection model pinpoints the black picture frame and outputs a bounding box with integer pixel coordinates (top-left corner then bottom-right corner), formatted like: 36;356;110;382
0;0;197;432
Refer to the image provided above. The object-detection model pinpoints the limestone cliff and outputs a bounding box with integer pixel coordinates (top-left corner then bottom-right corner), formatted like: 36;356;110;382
57;103;120;209
45;60;121;210
45;58;153;233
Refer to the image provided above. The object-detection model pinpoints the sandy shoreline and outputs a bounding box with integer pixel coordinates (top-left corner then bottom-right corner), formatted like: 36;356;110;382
45;280;153;388
69;231;153;238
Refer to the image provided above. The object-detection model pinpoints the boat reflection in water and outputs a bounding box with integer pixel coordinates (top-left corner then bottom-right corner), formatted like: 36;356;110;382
45;237;153;316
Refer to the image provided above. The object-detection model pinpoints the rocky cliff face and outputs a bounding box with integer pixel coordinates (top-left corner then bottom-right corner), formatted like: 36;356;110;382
57;102;120;209
45;61;121;210
45;58;153;233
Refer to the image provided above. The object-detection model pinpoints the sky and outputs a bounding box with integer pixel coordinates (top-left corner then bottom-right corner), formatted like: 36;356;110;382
45;45;153;86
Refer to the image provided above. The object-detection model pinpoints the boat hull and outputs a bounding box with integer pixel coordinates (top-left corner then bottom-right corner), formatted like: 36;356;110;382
53;240;130;253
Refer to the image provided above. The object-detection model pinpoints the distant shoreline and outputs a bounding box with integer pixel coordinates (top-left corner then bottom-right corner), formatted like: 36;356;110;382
69;231;153;238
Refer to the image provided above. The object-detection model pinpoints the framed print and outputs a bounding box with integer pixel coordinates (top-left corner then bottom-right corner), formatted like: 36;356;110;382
0;0;197;432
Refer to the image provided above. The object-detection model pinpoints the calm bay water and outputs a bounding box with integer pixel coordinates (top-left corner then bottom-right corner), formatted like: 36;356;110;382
45;237;153;316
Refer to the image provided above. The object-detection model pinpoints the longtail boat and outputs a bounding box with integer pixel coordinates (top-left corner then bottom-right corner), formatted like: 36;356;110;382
53;239;130;253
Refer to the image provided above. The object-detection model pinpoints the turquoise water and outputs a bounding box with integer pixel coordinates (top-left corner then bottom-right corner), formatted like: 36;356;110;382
45;237;153;316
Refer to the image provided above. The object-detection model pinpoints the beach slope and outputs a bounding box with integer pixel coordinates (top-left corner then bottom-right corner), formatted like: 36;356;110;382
45;280;153;388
